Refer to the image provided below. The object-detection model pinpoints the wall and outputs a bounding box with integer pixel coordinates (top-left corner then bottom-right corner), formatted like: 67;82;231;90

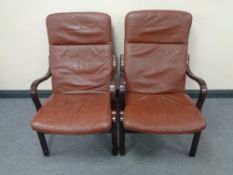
0;0;232;90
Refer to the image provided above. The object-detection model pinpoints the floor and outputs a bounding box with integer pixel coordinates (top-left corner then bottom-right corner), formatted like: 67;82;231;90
0;98;232;175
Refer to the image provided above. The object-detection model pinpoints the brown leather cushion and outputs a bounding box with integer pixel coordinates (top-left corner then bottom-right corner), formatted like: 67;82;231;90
125;43;187;93
125;10;191;93
125;10;192;44
47;12;111;45
47;12;113;94
31;93;112;134
50;44;112;94
124;93;206;134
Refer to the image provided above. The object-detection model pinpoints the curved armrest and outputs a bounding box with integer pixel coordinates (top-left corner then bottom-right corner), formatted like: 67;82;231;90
30;69;51;111
186;65;208;111
110;55;117;110
120;54;124;72
110;77;117;109
119;54;126;111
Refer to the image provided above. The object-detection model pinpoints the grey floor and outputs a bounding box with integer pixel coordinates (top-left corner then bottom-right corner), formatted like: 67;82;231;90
0;98;233;175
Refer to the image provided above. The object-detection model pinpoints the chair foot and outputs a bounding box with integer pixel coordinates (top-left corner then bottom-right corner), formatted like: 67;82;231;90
112;147;118;156
37;132;50;156
111;120;118;156
112;134;118;156
189;132;201;157
119;148;125;156
119;121;126;156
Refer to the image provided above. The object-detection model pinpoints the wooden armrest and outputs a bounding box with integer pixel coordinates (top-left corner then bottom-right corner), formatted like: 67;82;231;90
119;54;126;111
30;69;51;111
186;62;208;111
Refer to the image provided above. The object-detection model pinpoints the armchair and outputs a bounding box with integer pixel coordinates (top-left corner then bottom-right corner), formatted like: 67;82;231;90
30;12;118;156
119;10;208;157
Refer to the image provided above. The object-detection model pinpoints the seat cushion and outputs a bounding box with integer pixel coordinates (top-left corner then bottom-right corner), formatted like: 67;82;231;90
124;93;206;134
31;93;112;135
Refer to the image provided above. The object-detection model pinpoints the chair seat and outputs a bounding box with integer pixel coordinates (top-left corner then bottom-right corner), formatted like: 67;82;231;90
31;93;112;135
124;93;206;134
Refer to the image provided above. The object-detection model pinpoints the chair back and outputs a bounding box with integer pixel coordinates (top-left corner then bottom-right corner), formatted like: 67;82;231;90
47;12;113;94
125;10;192;93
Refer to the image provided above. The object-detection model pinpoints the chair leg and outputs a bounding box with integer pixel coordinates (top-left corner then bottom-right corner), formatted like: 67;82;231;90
189;132;201;157
37;132;50;156
112;121;118;156
119;120;125;156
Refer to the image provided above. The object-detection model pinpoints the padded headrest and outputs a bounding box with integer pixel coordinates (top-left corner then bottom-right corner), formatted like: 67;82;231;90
125;10;192;44
47;12;111;45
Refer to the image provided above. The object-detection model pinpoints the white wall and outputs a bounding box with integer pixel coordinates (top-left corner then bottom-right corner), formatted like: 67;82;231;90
0;0;232;90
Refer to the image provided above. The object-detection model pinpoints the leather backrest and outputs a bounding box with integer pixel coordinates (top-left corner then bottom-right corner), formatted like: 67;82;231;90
47;12;113;94
125;10;192;93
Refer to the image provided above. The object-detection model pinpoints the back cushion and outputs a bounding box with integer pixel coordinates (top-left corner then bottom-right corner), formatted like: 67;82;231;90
125;10;192;93
47;12;112;94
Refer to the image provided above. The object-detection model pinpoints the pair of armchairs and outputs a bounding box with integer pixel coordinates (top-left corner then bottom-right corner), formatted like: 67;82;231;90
31;10;207;157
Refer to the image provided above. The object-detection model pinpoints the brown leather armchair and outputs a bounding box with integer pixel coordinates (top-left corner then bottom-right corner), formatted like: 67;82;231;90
119;10;208;157
30;12;118;156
